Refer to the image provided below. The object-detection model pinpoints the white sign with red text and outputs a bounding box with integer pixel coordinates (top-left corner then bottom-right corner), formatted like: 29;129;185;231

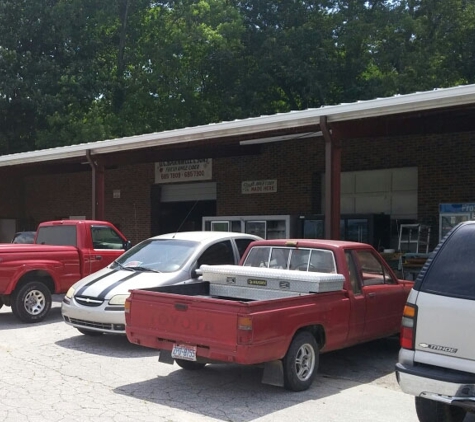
242;179;277;194
155;159;212;184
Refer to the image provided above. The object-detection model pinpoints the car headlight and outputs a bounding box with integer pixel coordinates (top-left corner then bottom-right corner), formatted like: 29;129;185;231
65;287;75;299
108;294;130;305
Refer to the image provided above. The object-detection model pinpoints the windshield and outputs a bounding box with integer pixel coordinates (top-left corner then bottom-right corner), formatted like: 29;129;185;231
112;238;198;273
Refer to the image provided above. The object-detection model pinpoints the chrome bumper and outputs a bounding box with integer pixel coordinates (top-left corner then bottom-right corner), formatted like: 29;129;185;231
396;362;475;410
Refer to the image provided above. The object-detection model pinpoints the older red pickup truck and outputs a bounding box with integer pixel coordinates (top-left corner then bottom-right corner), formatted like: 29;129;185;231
125;239;413;391
0;220;130;323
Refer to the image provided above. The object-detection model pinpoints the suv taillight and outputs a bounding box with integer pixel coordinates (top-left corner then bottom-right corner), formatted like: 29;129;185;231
400;303;417;350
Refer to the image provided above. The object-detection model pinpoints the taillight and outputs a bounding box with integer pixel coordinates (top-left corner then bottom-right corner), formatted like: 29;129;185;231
400;303;417;350
237;315;253;344
124;299;131;314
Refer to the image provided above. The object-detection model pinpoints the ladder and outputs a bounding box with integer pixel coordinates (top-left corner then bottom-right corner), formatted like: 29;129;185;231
398;224;431;254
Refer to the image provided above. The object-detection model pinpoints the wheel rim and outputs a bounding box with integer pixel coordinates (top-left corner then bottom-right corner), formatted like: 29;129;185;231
24;290;46;315
294;343;316;381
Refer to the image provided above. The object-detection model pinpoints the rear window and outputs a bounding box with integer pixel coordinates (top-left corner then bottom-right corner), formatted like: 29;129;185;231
418;222;475;300
243;246;336;273
36;226;77;246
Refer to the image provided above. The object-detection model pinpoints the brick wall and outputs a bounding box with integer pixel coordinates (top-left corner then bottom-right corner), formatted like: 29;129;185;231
0;176;24;220
215;137;325;215
22;163;154;245
1;130;474;246
342;131;475;230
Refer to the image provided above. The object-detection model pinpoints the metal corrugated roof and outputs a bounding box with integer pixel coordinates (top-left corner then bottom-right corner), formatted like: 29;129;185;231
1;84;475;167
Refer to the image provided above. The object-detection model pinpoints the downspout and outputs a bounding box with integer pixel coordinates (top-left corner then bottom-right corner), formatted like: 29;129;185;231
320;116;342;240
86;150;96;220
86;150;105;220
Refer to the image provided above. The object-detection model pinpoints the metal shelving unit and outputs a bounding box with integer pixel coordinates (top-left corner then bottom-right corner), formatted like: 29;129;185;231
398;224;431;254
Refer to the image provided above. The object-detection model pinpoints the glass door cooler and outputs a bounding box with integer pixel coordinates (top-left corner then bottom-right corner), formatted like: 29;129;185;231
300;213;391;250
203;215;299;239
439;203;475;241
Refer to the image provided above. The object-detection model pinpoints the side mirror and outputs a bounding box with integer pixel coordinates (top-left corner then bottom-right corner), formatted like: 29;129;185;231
191;264;203;279
124;240;132;250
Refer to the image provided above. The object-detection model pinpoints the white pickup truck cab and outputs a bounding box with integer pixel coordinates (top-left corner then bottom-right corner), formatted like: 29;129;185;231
396;221;475;422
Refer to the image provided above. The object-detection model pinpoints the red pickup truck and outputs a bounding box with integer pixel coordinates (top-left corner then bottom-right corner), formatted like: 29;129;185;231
125;239;413;391
0;219;130;323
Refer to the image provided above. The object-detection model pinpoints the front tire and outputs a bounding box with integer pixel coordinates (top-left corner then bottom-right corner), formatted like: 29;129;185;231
282;331;319;391
11;281;52;323
415;397;467;422
175;359;206;370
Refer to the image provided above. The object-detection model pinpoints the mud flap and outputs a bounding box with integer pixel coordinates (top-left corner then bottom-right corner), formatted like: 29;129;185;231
158;350;174;365
262;360;284;387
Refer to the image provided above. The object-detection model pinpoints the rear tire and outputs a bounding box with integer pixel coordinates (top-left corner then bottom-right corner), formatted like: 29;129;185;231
415;397;467;422
77;328;103;336
175;359;206;370
282;331;319;392
11;282;52;323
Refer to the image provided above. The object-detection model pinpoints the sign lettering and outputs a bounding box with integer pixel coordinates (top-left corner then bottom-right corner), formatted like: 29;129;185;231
155;159;212;184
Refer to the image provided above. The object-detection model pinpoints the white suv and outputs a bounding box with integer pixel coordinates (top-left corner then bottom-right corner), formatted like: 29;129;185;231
396;221;475;422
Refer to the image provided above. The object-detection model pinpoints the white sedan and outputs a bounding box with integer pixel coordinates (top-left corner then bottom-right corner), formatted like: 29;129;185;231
61;231;261;336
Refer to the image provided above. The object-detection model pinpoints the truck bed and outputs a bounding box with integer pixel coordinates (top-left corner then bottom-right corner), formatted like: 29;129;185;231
126;281;348;365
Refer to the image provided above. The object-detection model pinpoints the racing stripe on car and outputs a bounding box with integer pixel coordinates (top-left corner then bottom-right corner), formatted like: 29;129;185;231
96;272;141;299
76;269;118;296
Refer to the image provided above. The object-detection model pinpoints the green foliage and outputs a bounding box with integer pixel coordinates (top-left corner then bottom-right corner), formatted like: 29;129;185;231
1;0;474;153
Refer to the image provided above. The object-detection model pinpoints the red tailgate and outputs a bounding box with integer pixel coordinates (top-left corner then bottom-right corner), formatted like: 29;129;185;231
126;291;247;359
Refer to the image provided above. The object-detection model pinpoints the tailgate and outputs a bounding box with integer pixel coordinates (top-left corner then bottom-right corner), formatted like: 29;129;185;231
414;291;475;369
126;290;246;352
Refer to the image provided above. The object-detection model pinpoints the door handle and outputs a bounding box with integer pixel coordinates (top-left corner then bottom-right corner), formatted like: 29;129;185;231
95;255;102;261
368;292;376;298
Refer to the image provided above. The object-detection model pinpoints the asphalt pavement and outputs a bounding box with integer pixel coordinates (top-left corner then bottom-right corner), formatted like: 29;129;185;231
0;296;471;422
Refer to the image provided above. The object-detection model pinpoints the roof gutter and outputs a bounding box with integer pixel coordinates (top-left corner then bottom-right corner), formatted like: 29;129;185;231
1;84;475;168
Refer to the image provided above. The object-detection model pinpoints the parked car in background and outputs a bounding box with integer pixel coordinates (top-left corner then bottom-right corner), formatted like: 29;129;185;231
11;231;36;244
0;220;130;323
396;221;475;422
61;231;262;336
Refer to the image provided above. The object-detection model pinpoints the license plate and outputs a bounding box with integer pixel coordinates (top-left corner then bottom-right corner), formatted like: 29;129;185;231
171;344;197;361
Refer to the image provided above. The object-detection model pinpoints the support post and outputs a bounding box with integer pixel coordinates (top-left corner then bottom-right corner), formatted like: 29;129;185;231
321;116;342;240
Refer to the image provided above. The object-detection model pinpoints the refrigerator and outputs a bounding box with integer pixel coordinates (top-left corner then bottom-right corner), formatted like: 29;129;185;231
439;203;475;241
300;213;391;250
202;215;299;239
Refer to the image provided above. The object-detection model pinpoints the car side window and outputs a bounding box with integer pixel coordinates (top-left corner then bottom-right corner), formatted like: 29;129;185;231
91;226;124;250
197;241;235;266
235;239;255;260
354;250;395;286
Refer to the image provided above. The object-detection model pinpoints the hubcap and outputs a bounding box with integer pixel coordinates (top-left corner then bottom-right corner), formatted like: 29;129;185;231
24;290;46;315
295;343;316;381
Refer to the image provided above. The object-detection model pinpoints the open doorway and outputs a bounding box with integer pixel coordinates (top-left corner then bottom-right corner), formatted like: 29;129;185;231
151;183;217;236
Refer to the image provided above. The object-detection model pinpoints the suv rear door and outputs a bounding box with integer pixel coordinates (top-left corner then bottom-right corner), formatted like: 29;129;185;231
412;222;475;369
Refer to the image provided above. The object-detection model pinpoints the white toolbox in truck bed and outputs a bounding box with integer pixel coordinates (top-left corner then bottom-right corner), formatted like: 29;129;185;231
199;264;345;300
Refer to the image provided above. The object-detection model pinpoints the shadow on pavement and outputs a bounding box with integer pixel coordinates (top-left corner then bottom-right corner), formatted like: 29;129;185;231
113;337;402;422
0;305;63;330
319;336;400;383
55;332;159;358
